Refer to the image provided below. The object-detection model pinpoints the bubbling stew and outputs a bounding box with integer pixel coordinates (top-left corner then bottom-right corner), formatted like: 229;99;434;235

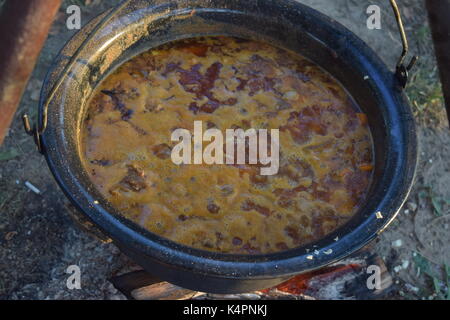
80;37;373;254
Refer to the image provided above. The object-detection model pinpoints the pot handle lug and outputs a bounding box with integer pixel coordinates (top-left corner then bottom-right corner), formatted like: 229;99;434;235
22;113;43;154
390;0;419;88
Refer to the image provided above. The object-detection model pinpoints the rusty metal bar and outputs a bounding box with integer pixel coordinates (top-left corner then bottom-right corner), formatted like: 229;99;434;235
426;0;450;127
0;0;61;146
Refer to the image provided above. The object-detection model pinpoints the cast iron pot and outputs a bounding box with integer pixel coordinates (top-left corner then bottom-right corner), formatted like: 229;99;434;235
33;0;417;293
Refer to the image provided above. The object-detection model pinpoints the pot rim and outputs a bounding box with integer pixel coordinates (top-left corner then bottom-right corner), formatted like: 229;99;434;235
39;0;417;279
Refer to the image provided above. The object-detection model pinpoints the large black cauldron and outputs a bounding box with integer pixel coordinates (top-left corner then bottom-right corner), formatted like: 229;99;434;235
33;0;417;293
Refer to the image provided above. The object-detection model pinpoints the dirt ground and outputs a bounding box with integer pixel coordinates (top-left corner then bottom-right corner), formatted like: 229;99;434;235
0;0;448;300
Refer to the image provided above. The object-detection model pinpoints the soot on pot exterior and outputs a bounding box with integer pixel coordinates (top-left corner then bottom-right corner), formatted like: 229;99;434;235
36;0;417;293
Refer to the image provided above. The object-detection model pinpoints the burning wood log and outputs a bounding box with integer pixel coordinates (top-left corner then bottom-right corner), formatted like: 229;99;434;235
110;247;392;300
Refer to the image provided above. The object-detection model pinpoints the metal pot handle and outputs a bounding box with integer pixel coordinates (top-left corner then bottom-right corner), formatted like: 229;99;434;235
390;0;418;88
